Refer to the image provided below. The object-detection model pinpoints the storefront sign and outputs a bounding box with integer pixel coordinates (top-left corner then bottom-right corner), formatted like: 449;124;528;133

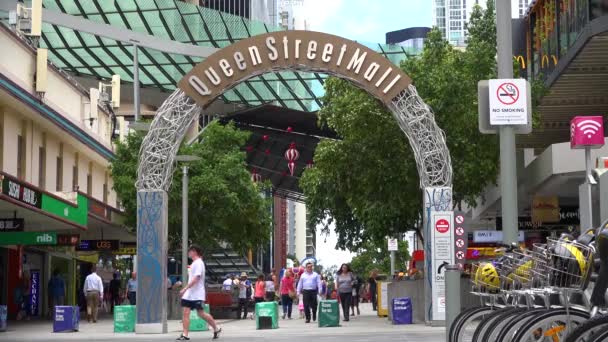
76;239;119;251
473;230;525;243
88;199;111;220
0;175;42;208
179;31;411;109
30;270;40;316
112;247;137;255
496;206;580;229
0;231;57;245
41;194;88;227
0;218;24;231
531;196;560;223
57;234;80;246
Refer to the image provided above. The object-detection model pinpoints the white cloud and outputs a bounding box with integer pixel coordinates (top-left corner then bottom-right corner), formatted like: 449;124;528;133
315;221;355;269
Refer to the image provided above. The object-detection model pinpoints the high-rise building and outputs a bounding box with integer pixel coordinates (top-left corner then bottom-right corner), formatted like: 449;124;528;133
432;0;531;47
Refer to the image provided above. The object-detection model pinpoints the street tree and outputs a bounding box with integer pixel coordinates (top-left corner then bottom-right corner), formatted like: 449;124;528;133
110;121;273;253
300;1;502;251
350;240;410;278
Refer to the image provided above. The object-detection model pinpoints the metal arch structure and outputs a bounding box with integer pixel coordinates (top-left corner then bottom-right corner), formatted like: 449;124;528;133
136;85;452;192
133;31;453;333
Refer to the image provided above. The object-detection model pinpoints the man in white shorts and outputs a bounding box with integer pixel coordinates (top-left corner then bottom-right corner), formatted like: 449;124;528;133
177;245;222;340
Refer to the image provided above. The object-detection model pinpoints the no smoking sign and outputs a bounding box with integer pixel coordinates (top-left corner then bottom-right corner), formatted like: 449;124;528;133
488;78;529;126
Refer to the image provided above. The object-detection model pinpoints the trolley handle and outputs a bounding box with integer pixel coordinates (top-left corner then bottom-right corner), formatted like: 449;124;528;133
495;242;520;253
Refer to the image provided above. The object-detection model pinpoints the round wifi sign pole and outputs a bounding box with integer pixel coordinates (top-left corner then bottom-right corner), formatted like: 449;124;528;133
570;115;604;233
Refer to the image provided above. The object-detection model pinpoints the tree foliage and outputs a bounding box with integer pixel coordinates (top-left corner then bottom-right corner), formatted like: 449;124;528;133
110;121;272;253
300;1;501;250
350;240;410;278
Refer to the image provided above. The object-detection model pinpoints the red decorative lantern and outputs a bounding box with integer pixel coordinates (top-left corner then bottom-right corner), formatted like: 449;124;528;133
251;168;262;183
286;126;293;133
245;145;253;152
265;148;271;155
262;135;269;141
306;160;314;169
284;142;300;176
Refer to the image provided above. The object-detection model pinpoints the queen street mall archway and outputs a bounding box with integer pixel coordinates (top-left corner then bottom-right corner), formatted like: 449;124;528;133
134;31;453;333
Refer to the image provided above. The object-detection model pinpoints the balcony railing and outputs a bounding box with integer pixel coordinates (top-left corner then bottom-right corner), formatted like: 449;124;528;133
521;0;608;80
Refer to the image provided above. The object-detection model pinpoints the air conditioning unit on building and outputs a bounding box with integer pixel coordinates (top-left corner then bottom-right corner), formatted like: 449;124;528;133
12;0;41;37
98;75;121;109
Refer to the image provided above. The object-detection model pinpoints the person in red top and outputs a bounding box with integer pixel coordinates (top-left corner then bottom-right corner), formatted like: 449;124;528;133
254;274;266;304
280;269;295;319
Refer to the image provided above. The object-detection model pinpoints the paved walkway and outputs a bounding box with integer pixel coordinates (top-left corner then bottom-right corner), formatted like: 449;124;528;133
0;303;445;341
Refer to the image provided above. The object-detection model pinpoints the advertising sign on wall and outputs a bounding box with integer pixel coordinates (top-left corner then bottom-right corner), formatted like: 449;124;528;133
0;175;41;208
30;270;40;316
76;240;119;251
0;218;24;231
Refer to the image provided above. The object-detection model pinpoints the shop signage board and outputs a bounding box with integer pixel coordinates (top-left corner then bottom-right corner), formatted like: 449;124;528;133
387;238;398;251
0;218;24;231
56;234;80;246
113;247;137;255
0;231;56;245
30;270;40;316
0;175;42;208
430;210;454;319
496;207;580;229
531;196;560;223
473;230;525;243
41;194;88;227
77;239;119;251
488;79;529;125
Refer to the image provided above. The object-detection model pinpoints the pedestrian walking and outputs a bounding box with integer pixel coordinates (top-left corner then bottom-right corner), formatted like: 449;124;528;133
254;274;266;304
264;274;276;301
351;275;362;316
83;265;103;323
127;272;137;305
176;245;221;340
296;262;322;323
279;269;295;319
368;270;378;311
48;269;66;318
109;272;121;313
237;272;251;319
336;263;355;321
320;275;328;300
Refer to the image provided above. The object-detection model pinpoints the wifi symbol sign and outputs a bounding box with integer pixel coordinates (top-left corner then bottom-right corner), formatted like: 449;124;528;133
570;116;605;149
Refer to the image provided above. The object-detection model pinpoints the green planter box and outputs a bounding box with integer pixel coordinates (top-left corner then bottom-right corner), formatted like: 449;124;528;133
114;305;136;333
189;304;210;331
255;302;279;330
318;300;340;327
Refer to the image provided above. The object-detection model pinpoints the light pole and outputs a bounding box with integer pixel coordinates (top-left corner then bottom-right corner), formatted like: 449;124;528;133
175;155;201;285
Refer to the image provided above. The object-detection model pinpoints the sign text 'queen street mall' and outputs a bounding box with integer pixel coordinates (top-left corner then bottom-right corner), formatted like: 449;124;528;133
178;31;412;108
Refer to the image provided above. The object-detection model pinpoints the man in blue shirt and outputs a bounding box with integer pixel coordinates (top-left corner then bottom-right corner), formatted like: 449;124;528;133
296;262;322;323
48;269;65;317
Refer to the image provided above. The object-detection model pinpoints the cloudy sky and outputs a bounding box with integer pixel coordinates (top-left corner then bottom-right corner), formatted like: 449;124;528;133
299;0;433;43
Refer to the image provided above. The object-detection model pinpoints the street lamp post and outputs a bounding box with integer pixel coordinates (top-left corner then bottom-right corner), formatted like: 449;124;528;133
175;155;201;285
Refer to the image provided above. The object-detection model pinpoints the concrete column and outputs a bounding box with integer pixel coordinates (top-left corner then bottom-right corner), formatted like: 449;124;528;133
136;190;168;334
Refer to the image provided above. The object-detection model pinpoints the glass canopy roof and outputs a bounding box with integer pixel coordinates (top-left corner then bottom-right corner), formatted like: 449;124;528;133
38;0;418;111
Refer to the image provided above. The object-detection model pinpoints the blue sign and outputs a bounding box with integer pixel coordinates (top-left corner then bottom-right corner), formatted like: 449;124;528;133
53;306;79;332
30;270;40;316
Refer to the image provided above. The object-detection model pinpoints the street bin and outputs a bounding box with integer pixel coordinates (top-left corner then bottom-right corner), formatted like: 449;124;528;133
0;305;7;332
53;306;79;333
189;304;210;331
318;300;339;327
113;305;136;333
392;297;413;325
255;302;279;330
